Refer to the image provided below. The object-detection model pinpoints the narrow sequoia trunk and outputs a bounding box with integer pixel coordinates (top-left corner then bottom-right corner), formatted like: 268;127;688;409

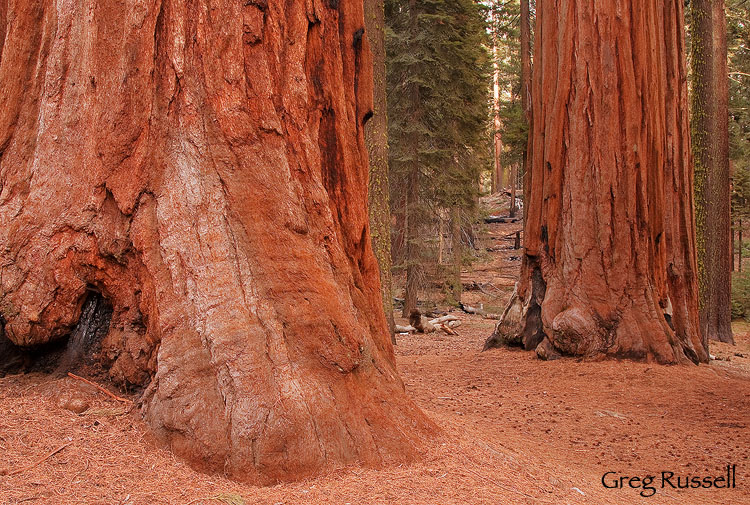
365;0;396;341
0;0;432;483
691;0;734;344
485;0;709;364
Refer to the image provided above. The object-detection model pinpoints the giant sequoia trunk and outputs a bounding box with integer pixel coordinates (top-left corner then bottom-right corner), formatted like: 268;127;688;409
0;0;432;483
485;0;709;364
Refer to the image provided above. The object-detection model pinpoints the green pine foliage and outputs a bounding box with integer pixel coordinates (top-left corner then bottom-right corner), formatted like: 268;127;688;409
386;0;491;284
729;0;750;316
732;271;750;319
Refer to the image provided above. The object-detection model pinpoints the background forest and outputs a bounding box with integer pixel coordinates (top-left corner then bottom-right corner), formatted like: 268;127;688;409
383;0;750;325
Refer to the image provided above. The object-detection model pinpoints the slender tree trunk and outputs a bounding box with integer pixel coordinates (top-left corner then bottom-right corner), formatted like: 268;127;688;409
485;0;708;364
402;0;421;317
492;2;504;194
509;162;518;217
520;0;531;224
451;207;462;304
740;220;744;272
732;220;736;271
0;0;433;483
691;0;734;343
365;0;396;343
402;163;421;318
731;160;735;272
438;213;445;265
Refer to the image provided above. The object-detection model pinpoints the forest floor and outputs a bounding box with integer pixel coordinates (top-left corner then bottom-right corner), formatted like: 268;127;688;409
1;197;749;505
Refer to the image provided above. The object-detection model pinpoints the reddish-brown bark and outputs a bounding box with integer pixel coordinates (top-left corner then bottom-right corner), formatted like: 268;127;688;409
485;0;708;364
0;0;433;483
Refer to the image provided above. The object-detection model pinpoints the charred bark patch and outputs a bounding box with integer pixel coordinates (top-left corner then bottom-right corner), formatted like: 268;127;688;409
0;291;113;378
521;266;547;350
353;28;365;49
319;109;347;199
55;291;113;375
0;317;29;376
484;259;546;351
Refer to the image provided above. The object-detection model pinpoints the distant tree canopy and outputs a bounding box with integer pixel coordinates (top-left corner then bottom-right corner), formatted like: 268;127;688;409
386;0;491;307
488;0;534;171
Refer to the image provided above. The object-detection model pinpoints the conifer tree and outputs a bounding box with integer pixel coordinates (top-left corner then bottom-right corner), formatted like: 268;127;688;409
386;0;490;310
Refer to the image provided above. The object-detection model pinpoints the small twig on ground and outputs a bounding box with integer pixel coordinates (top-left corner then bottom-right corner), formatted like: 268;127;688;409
184;494;246;505
67;372;132;404
0;442;72;476
72;458;90;483
464;467;551;502
473;282;503;299
438;324;458;336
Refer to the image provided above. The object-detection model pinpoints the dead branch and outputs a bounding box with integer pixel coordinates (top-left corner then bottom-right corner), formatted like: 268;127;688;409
437;324;457;336
0;442;72;477
463;467;551;503
67;372;132;404
464;281;503;299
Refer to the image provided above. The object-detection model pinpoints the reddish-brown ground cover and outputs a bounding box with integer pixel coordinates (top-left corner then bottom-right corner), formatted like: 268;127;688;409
1;215;748;504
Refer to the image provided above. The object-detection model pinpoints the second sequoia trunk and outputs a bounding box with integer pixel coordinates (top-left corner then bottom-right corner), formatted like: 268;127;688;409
485;0;708;364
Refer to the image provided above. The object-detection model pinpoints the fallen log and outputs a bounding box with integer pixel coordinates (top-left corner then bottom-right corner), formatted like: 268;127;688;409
484;215;521;224
459;302;485;316
395;324;416;334
429;314;460;325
